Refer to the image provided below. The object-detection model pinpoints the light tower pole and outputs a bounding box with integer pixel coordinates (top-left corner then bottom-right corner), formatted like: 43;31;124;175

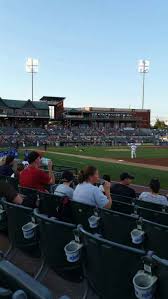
26;58;39;101
138;60;150;109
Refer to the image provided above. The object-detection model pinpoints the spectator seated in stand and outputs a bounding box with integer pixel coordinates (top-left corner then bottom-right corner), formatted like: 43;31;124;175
111;172;136;199
54;171;74;199
99;174;111;193
0;182;23;205
73;165;112;208
11;162;24;180
138;178;168;206
19;151;55;192
0;156;16;177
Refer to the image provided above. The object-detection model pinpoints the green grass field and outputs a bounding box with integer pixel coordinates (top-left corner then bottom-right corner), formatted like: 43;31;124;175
47;146;168;159
39;146;168;189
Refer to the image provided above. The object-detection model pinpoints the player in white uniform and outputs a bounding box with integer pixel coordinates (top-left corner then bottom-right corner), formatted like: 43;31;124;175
130;144;137;159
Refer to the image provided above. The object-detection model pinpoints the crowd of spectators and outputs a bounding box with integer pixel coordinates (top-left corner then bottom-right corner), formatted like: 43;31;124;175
0;150;167;211
0;125;167;147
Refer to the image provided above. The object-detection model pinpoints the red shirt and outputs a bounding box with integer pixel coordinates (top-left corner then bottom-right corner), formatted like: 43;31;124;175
19;166;50;192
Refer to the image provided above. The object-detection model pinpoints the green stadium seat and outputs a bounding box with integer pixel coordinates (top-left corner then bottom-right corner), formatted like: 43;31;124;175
142;219;168;259
111;200;135;215
19;187;38;208
0;175;19;192
135;199;168;213
2;200;39;258
34;209;82;282
137;206;168;226
111;193;134;204
78;226;146;299
38;192;72;222
71;201;99;230
100;209;139;246
0;200;7;232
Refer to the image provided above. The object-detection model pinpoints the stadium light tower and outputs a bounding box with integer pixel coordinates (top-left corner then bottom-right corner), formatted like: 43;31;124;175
26;58;39;101
138;60;150;109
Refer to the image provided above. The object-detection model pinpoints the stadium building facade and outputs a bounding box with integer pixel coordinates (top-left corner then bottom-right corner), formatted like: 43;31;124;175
0;97;150;128
63;107;150;128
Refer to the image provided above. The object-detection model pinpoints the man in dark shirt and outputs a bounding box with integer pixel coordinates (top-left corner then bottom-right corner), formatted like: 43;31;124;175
111;172;136;199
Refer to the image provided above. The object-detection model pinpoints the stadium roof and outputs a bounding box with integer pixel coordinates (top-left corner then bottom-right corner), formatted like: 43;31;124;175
40;96;65;102
0;98;48;110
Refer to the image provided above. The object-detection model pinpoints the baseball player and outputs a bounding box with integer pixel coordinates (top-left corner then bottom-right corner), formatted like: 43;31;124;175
130;143;137;159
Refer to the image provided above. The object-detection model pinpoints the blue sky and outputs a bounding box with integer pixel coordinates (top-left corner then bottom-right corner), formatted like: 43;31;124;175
0;0;167;122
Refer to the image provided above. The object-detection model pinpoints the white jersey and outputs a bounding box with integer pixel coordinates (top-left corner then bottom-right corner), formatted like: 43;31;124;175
131;145;137;152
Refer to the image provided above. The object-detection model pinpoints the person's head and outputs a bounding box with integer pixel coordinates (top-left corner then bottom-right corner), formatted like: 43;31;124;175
120;172;135;186
149;178;160;194
5;155;15;166
102;174;111;182
28;151;41;168
78;166;99;185
62;171;74;184
13;194;23;205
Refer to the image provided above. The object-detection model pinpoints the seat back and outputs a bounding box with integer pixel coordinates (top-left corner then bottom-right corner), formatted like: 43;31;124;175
19;187;38;208
100;209;138;246
0;259;53;299
154;257;168;299
137;207;168;226
39;192;72;222
0;200;7;232
34;209;77;272
111;200;135;215
135;199;166;212
71;201;98;229
79;227;145;299
0;176;18;191
142;220;168;259
111;194;134;204
2;200;37;249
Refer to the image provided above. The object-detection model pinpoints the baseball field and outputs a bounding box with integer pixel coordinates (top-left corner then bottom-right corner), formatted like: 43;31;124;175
40;145;168;189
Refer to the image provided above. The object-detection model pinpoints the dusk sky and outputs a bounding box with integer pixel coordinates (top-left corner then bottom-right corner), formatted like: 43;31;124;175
0;0;168;123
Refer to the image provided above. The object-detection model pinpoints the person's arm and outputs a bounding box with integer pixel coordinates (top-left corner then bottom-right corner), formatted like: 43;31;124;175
94;182;112;209
48;160;55;184
103;181;112;209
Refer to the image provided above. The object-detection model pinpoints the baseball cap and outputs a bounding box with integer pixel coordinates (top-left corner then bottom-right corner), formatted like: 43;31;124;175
62;170;74;182
28;151;41;164
120;172;135;181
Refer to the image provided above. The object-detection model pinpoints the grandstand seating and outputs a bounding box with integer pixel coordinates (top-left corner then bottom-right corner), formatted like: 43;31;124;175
100;209;138;246
34;209;82;282
110;193;134;204
1;126;168;146
2;200;39;258
135;198;168;212
111;199;135;214
38;192;72;222
0;175;19;192
79;225;146;299
1;175;168;298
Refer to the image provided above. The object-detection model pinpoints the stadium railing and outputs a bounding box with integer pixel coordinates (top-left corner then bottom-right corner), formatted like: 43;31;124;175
0;258;54;299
